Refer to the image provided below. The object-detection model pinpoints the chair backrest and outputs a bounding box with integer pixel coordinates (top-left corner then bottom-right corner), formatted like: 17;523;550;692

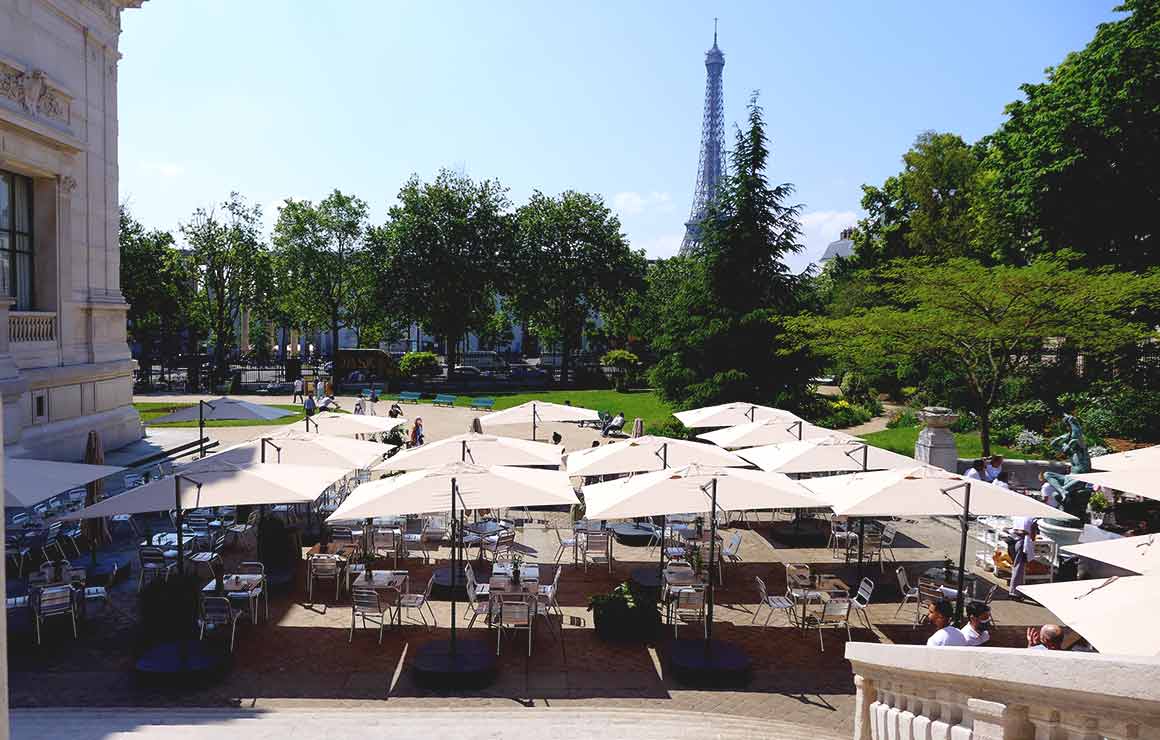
489;574;511;592
786;563;811;586
675;587;705;612
917;577;942;604
896;566;911;593
421;574;435;599
497;530;516;547
238;561;264;576
66;568;87;587
201;595;232;622
499;594;532;625
38;585;74;615
586;532;610;550
881;523;898;545
330;526;354;543
46;520;62;538
311;557;339;577
26;572;49;588
982;583;998;606
855;577;874;606
187;515;209;533
39;561;62;581
755;575;769;602
375;529;397;550
724;532;742;557
822;597;851;622
351;588;381;613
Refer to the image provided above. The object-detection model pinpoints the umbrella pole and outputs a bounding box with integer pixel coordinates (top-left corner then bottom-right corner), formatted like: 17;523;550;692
857;518;865;584
955;483;972;623
450;478;458;657
532;403;537;442
706;478;718;646
199;402;205;459
174;476;185;576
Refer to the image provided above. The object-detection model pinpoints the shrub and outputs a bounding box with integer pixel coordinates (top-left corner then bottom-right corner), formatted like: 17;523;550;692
991;400;1052;433
601;349;641;392
887;408;919;428
992;423;1023;446
950;413;978;433
816;399;873;429
1059;381;1160;442
649;417;689;440
840;372;874;405
1088;490;1110;512
398;351;440;378
1014;429;1045;452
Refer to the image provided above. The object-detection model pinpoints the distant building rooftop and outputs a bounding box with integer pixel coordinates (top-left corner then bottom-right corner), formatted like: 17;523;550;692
819;227;856;263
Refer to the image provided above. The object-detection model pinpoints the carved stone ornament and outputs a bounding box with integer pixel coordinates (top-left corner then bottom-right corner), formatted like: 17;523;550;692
59;175;78;194
0;64;70;124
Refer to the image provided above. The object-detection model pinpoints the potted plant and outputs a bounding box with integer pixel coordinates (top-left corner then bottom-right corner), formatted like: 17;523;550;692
1088;490;1110;527
587;581;660;641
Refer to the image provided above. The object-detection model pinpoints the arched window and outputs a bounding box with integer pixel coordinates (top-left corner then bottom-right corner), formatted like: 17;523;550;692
0;170;34;310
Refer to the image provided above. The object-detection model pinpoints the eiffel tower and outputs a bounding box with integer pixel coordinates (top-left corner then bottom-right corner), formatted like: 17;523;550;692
679;22;726;256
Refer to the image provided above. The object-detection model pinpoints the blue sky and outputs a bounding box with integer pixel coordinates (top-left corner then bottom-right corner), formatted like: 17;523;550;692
119;1;1118;271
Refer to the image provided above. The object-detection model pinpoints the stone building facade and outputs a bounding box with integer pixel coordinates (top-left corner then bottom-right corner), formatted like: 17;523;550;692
0;0;143;460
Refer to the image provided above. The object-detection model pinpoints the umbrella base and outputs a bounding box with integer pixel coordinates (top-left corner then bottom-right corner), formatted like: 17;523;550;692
667;639;751;687
135;640;229;687
431;566;468;600
411;638;496;689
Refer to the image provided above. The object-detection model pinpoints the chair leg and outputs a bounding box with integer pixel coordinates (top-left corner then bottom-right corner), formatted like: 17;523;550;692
751;603;761;624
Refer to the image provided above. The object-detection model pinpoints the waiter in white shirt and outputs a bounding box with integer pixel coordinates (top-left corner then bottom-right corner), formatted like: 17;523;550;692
1009;515;1038;597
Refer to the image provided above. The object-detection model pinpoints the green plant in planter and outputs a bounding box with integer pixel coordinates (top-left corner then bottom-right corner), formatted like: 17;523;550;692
688;545;705;577
1088;490;1110;513
138;572;202;648
587;581;659;641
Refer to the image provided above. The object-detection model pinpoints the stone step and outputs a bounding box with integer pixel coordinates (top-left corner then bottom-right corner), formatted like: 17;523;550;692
12;707;846;740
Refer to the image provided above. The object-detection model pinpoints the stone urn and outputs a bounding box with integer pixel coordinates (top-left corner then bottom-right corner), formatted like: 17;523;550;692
915;407;959;472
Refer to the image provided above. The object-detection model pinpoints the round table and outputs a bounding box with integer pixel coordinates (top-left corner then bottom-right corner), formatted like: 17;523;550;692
465;520;513;537
611;522;657;547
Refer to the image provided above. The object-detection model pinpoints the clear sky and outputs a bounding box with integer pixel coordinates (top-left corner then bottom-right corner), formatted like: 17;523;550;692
118;1;1118;271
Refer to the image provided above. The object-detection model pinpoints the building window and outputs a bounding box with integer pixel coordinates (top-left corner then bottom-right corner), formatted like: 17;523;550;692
0;170;34;310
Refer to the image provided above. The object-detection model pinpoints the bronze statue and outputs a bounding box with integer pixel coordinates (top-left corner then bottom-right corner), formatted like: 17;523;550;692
1044;413;1092;526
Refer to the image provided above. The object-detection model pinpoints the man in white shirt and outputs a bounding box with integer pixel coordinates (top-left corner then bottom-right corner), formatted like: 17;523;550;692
984;455;1004;482
292;377;304;403
1009;516;1039;597
961;601;991;646
963;459;985;481
926;599;967;647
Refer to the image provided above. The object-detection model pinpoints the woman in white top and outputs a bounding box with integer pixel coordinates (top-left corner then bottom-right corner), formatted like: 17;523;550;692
961;601;991;646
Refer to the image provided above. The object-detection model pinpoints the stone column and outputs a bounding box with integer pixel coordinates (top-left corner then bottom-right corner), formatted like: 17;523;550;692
853;673;877;740
968;698;1032;740
915;407;960;472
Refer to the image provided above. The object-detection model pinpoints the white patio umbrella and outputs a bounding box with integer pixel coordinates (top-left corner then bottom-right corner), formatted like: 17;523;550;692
1062;534;1159;576
148;397;297;458
305;411;409;437
4;457;127;508
674;403;803;430
477;400;599;441
698;419;842;449
1089;445;1160;472
806;464;1070;619
185;429;393;470
1018;575;1160;657
377;432;561;471
566;435;748;477
737;436;915;475
1070;469;1160;503
64;461;349;573
583;464;819;648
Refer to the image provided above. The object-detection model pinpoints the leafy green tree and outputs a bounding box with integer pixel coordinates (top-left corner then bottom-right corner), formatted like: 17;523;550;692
509;191;646;383
796;257;1160;454
398;351;441;378
981;0;1160;269
651;95;820;409
180;193;267;383
272;190;369;356
478;307;515;352
601;348;640;391
370;170;512;371
120;206;199;379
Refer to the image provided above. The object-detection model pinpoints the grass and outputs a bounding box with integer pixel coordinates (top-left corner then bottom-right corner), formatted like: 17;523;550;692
135;402;306;428
861;424;1031;460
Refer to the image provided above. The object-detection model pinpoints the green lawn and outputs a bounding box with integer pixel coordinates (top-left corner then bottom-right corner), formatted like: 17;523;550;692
398;389;675;433
135;402;306;428
861;424;1031;460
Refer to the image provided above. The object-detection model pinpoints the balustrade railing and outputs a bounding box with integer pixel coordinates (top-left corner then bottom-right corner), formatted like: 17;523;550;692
9;311;57;343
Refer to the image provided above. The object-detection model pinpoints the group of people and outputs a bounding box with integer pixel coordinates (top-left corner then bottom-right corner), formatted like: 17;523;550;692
965;455;1012;489
926;599;1066;651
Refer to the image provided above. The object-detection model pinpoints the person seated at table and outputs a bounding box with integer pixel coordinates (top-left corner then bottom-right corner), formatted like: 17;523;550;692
926;599;967;647
961;601;991;646
1038;472;1059;508
985;455;1004;482
602;411;625;437
1026;623;1064;650
993;471;1012;490
551;432;562;445
964;459;986;481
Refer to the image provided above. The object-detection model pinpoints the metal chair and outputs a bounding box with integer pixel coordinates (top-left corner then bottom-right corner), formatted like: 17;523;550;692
827;515;857;558
463;565;492;628
374;528;399;568
582;531;611;574
199;596;242;652
719;531;743;584
308;555;342;603
481;530;516;562
880;523;899;565
816;598;852;652
537;566;562;619
895;567;920;620
232;561;268;623
495;593;535;656
84;563;117;615
850;577;875;629
399;573;436;629
752;576;795;629
915;577;944;628
350;588;392;644
138;547;172;591
189;532;226;578
33;585;78;645
671;586;707;639
552;524;576;564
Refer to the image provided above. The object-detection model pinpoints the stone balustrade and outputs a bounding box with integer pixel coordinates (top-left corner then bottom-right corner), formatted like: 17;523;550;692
8;311;57;343
846;642;1160;739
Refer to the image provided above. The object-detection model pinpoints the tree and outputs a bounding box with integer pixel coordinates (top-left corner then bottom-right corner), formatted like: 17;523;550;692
370;170;512;371
509;191;646;383
478;307;515;352
650;95;820;409
981;0;1160;269
272;190;369;356
180;193;267;384
120;206;198;380
796;257;1160;454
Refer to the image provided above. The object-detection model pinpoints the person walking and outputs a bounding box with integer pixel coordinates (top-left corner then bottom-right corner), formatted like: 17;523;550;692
292;377;304;404
303;393;317;418
1009;516;1039;598
410;417;425;448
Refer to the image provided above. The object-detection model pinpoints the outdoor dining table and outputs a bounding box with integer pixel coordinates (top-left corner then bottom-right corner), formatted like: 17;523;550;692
487;563;541;623
202;573;265;624
788;573;848;632
347;567;408;596
146;531;197;551
920;566;980;600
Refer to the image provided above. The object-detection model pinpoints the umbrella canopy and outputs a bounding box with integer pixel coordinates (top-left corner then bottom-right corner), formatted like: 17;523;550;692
478;401;600;427
674;403;803;430
184;430;393;470
1070;469;1160;502
306;411;409;437
1089;445;1160;472
698;419;847;450
565;435;748;477
378;432;561;471
737;436;915;475
1062;534;1159;576
804;464;1069;519
4;457;127;509
149;397;293;423
582;463;820;520
1018;576;1160;657
326;462;577;520
62;461;349;518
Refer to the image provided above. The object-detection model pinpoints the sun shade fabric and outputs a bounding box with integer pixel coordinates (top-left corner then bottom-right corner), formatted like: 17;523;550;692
307;412;409;436
326;462;577;521
1088;445;1160;472
673;403;803;430
61;461;350;518
565;435;748;477
581;463;821;520
697;419;845;449
1070;469;1160;502
183;430;393;470
4;457;127;508
803;464;1070;519
1018;575;1160;657
1062;534;1159;576
477;401;599;426
148;397;294;423
737;436;914;475
379;432;562;471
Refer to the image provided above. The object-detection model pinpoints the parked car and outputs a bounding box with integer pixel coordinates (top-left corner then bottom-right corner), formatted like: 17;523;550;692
509;365;547;381
452;365;489;378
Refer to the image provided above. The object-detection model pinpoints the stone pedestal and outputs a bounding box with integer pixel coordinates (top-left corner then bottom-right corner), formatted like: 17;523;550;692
915;407;959;472
1038;519;1084;551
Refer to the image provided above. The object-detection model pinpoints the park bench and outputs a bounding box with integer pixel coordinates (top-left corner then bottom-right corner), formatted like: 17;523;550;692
396;391;422;403
433;394;457;407
469;397;495;412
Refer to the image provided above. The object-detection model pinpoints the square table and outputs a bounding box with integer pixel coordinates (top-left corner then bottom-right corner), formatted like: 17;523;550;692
203;574;265;624
491;563;540;583
920;567;979;600
788;573;848;631
348;568;408;593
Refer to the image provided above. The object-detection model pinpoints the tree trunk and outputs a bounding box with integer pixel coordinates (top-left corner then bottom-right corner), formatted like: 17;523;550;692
445;334;458;376
330;316;339;361
979;406;991;458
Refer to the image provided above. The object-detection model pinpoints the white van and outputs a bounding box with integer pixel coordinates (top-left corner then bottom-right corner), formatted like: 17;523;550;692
460;351;509;372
